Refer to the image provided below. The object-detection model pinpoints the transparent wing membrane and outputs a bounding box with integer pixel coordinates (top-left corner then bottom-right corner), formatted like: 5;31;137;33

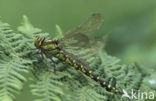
64;13;104;36
59;14;104;66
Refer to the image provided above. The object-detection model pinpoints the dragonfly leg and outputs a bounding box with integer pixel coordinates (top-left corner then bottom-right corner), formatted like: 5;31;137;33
38;52;44;63
31;50;44;63
50;57;59;74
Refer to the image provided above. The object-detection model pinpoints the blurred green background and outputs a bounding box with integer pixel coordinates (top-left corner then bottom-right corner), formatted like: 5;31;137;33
0;0;156;100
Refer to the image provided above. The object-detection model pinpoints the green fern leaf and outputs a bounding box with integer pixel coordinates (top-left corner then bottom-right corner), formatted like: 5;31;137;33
0;21;31;101
18;15;42;36
30;71;64;101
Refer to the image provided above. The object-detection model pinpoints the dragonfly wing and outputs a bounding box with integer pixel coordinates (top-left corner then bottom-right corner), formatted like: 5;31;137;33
60;13;104;46
59;13;104;66
64;13;104;36
60;33;90;48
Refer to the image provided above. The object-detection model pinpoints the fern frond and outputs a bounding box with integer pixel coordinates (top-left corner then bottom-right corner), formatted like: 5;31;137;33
53;25;63;40
30;71;64;101
0;21;31;101
30;61;70;101
72;86;107;101
18;15;42;36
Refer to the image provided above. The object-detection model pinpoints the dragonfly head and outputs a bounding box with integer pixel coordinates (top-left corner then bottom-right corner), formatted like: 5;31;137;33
34;36;45;48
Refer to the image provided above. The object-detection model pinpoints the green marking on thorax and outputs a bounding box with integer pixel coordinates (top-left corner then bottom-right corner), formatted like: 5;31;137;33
42;44;59;55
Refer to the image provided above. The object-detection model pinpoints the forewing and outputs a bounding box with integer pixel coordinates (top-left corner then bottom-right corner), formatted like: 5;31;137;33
60;13;104;46
65;13;104;36
59;14;104;66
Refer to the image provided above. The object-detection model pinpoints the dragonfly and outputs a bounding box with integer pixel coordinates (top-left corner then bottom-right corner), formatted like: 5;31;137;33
34;14;121;94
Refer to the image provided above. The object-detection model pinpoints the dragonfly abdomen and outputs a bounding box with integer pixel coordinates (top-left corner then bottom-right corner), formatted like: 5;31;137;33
55;52;119;94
